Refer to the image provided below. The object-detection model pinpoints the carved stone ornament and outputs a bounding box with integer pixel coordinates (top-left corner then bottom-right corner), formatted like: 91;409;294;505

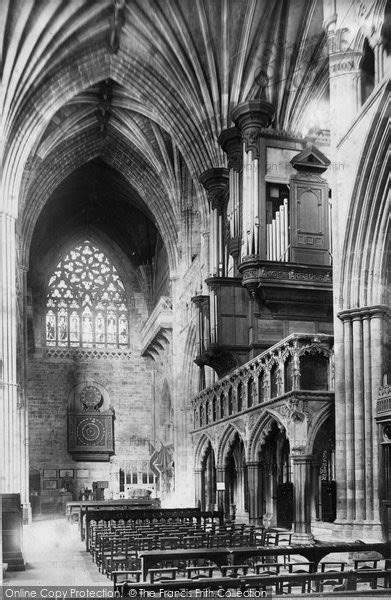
298;341;331;358
277;398;312;424
232;417;246;438
242;127;262;157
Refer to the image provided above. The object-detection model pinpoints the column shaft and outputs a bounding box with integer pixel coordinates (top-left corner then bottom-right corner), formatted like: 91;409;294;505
292;454;314;543
216;467;229;515
0;213;20;494
247;462;262;525
363;316;373;520
344;318;355;520
352;317;365;520
370;314;386;519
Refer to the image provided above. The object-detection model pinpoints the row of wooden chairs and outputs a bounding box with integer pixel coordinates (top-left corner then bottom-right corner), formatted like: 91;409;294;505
89;522;265;574
114;560;391;594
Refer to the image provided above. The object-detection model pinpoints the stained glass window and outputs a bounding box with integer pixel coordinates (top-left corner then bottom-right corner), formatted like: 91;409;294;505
46;240;129;348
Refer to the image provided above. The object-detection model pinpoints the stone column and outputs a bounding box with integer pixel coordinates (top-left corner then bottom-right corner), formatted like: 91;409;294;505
1;213;18;491
343;316;355;522
352;315;365;520
232;100;274;261
18;262;30;521
247;461;262;526
205;455;213;510
369;309;388;521
291;452;314;543
337;305;388;533
0;211;30;522
368;33;385;85
216;466;229;515
211;459;216;507
236;466;245;515
218;127;242;275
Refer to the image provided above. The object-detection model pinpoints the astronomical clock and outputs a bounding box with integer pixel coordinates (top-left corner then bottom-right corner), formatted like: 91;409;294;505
68;384;115;461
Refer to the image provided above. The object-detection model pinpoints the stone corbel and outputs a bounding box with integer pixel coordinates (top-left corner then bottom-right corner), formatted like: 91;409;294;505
232;100;275;159
218;127;242;172
199;168;229;211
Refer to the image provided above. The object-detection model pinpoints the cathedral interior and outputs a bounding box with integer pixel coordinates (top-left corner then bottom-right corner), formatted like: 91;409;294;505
1;0;391;586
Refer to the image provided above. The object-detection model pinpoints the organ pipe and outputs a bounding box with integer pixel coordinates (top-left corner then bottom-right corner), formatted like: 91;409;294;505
267;200;290;261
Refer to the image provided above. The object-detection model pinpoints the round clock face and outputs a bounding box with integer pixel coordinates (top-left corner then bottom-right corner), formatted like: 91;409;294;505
76;417;106;446
80;385;103;410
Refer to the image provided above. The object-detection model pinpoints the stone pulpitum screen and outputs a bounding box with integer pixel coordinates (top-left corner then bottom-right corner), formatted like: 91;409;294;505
46;240;129;349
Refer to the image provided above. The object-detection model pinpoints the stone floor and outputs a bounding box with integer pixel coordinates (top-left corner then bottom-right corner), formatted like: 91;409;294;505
3;518;389;599
3;517;108;586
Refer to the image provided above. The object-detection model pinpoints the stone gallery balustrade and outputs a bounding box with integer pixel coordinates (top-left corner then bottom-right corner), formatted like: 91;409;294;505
377;384;391;417
192;333;334;429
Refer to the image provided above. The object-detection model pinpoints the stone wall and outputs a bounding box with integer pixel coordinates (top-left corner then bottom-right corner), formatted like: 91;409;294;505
27;289;155;502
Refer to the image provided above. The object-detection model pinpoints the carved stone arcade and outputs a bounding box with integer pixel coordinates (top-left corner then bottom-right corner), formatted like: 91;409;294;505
191;333;334;538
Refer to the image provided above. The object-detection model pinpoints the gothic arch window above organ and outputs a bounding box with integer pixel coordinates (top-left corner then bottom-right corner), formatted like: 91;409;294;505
45;240;129;349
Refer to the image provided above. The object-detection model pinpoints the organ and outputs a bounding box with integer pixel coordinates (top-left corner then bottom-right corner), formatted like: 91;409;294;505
194;100;333;377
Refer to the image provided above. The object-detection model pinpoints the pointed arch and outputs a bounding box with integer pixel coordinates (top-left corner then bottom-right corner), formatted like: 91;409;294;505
194;433;214;470
341;82;391;309
216;423;245;467
307;404;334;455
248;412;284;462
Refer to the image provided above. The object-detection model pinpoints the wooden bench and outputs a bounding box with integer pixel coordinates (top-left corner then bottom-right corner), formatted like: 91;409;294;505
229;540;391;571
148;567;179;583
139;547;230;580
220;564;250;577
113;569;391;595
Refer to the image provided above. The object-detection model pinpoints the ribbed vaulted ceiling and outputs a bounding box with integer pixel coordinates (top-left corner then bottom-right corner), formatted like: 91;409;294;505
1;0;330;268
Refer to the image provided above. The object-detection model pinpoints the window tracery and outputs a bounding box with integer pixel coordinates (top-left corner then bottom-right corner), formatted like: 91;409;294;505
46;240;129;349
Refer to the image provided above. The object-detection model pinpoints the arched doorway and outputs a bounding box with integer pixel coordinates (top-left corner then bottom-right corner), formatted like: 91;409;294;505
226;432;248;520
312;416;336;523
202;442;217;511
257;421;292;528
195;438;217;512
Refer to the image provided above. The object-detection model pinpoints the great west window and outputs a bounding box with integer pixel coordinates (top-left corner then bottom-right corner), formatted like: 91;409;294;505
46;240;129;349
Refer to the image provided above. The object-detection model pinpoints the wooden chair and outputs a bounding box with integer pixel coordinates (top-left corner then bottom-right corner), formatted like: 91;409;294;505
279;561;315;594
105;541;139;580
220;564;250;577
254;562;282;575
185;566;215;579
149;567;179;583
315;561;347;592
113;570;142;594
